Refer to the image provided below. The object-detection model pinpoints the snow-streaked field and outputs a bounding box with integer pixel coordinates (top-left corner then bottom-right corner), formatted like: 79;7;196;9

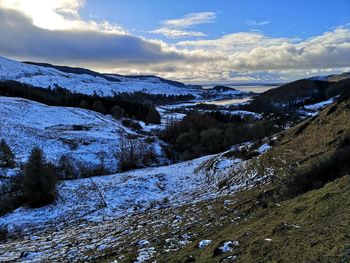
303;97;337;111
0;56;201;96
0;96;162;171
0;148;269;234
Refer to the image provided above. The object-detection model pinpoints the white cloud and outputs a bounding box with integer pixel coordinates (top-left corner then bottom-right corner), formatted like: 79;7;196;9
0;0;126;33
246;20;270;26
0;7;188;67
151;28;206;39
162;12;216;28
0;1;349;83
150;12;216;39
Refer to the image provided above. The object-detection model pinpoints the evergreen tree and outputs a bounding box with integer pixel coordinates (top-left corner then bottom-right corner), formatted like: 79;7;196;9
22;148;57;207
0;139;16;168
145;106;161;124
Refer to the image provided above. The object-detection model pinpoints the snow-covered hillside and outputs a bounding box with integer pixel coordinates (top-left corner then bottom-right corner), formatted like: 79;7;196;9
0;144;270;233
0;56;201;96
0;96;163;171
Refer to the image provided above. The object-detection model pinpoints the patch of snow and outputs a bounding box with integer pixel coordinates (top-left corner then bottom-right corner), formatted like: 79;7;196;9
198;239;212;248
135;247;156;263
138;240;150;248
257;143;271;154
218;241;239;253
97;244;108;251
304;97;337;111
216;158;240;169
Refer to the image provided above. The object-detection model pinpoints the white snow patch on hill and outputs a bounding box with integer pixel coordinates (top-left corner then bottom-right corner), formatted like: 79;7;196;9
304;97;337;111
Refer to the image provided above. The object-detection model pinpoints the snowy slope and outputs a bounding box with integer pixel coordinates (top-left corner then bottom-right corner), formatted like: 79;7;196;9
0;96;162;171
0;56;201;96
0;147;270;233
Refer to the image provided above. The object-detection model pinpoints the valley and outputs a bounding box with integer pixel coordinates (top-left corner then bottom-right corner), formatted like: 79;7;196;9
0;56;349;263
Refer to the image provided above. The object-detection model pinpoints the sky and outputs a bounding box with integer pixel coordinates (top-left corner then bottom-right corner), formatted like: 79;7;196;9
0;0;350;84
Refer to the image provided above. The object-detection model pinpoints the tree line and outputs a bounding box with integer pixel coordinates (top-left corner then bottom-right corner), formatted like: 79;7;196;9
0;81;161;124
161;111;281;161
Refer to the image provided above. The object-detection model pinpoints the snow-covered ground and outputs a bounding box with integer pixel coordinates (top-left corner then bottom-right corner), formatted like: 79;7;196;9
299;97;338;117
0;145;272;233
0;56;201;96
0;96;163;171
304;97;337;111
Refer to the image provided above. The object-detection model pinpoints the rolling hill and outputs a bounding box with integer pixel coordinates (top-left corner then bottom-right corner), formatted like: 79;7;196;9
0;56;202;97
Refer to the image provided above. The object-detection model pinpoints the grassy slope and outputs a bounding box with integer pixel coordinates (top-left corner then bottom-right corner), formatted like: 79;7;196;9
160;98;350;263
163;176;350;263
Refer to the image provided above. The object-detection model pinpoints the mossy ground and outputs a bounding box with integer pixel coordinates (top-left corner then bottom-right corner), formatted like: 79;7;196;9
160;176;350;263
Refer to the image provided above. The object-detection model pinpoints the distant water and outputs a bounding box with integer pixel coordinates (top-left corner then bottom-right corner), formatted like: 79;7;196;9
202;97;252;106
230;86;277;93
203;85;278;94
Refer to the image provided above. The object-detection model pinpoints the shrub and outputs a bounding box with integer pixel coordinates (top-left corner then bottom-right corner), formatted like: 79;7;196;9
122;119;142;130
79;100;89;109
92;100;107;114
21;148;58;207
111;105;125;120
281;144;350;199
56;155;77;180
117;138;157;172
0;139;16;168
0;194;24;216
0;227;8;241
145;106;161;124
72;125;90;131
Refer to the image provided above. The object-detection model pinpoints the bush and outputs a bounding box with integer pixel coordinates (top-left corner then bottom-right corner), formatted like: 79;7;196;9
122;119;142;130
117;138;157;172
145;106;161;124
111;105;125;120
56;155;78;180
0;139;16;168
281;144;350;199
22;148;58;207
0;227;8;241
92;100;107;114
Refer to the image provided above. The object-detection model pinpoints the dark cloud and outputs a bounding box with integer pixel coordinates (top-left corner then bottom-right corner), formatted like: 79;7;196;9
0;8;185;66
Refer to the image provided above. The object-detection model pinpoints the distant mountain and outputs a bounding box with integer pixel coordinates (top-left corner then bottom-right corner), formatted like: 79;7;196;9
308;72;350;82
247;73;350;112
24;61;121;82
0;56;201;97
